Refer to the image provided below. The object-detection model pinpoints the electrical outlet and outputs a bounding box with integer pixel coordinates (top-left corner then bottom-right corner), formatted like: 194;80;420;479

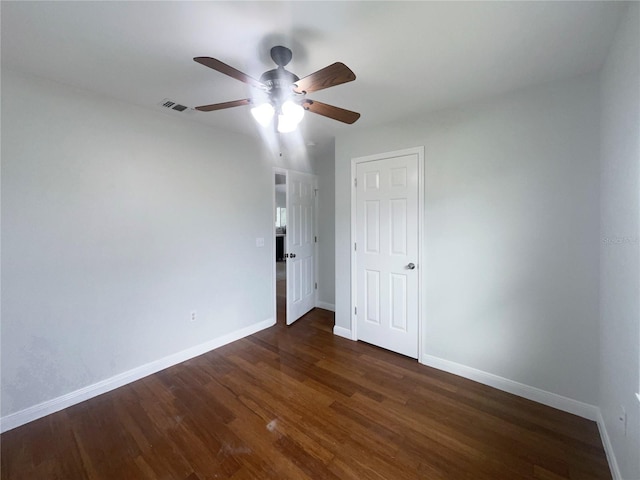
190;311;197;322
618;406;627;436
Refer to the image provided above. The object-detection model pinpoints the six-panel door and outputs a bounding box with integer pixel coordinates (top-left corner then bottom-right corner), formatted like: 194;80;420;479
356;154;419;358
287;171;316;325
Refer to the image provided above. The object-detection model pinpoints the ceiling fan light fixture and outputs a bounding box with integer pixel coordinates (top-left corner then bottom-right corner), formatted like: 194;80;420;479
277;101;305;133
251;102;275;127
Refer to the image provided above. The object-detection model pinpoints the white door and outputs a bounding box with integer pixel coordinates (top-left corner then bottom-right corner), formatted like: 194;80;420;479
286;171;317;325
355;153;420;358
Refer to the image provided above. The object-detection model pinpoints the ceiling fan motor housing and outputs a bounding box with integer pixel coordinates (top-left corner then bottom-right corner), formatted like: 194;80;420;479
259;68;301;107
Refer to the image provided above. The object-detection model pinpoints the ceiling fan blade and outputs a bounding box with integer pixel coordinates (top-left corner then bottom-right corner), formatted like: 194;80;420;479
195;99;251;112
293;62;356;94
194;57;266;90
302;99;360;124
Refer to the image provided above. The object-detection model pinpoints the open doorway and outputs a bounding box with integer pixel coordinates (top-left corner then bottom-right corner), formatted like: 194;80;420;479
275;172;287;325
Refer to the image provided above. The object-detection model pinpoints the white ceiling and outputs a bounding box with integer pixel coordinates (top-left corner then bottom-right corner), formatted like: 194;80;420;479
1;1;625;147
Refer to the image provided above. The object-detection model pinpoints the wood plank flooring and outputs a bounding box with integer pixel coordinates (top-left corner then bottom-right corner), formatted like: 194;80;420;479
1;302;611;479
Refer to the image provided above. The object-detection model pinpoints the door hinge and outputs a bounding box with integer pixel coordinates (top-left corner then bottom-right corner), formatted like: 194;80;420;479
315;282;318;290
354;242;357;251
354;306;357;315
314;189;318;197
354;178;357;187
314;236;317;243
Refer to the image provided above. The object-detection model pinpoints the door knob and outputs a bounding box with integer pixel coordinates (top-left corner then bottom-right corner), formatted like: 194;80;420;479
290;253;296;258
407;263;416;270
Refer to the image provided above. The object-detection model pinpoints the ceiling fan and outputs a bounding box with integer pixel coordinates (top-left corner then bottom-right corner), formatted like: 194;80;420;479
193;46;360;133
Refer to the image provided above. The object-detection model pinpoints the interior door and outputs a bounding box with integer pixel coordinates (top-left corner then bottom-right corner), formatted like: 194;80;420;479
355;153;419;358
286;171;317;325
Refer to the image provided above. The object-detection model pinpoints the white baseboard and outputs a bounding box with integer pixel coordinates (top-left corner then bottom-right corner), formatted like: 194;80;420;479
316;301;335;312
596;409;622;480
420;353;599;421
422;353;622;479
0;317;275;433
333;325;353;340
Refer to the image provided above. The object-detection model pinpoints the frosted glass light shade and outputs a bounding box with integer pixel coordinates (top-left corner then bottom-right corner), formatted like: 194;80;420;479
277;101;305;133
251;103;274;127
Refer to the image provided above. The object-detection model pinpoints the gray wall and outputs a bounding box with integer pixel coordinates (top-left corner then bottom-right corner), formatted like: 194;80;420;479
1;70;275;417
315;140;336;308
335;73;601;405
599;4;640;478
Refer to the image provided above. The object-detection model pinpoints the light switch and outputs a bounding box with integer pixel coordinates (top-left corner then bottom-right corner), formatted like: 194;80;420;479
256;237;265;247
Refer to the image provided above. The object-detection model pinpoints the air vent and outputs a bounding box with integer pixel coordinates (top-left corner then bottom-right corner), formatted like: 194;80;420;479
158;98;192;113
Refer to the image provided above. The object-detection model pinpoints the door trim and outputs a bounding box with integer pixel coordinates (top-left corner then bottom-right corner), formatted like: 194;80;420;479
350;147;425;362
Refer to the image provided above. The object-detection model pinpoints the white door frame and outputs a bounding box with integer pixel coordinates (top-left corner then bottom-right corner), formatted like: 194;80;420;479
350;147;425;362
272;167;319;324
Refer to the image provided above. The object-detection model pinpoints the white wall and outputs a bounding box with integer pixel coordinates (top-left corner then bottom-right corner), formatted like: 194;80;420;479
1;70;276;419
335;73;601;405
262;136;317;176
599;4;640;479
315;139;336;308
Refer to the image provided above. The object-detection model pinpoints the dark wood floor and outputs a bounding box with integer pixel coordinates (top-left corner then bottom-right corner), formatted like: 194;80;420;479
1;292;611;479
